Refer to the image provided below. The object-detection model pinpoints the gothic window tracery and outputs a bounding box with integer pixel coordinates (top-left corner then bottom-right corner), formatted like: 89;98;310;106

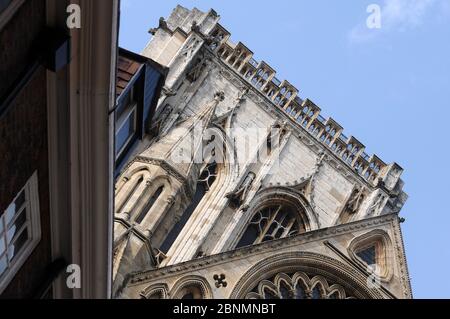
236;204;306;248
245;272;355;299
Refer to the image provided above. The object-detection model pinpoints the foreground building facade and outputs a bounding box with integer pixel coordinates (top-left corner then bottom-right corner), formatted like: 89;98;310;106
0;0;119;298
113;6;412;299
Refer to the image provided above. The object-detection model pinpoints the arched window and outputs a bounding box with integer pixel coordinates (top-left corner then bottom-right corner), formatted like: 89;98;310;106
245;272;355;299
159;163;218;254
146;291;163;299
176;285;204;299
236;204;306;248
116;175;144;214
348;230;392;280
135;186;164;224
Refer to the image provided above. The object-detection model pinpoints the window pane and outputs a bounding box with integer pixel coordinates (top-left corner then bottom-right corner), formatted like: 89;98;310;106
294;283;306;299
312;286;322;299
356;245;376;266
0;237;5;256
6;208;27;244
115;110;136;156
236;223;259;248
8;229;28;262
5;190;25;225
0;254;7;277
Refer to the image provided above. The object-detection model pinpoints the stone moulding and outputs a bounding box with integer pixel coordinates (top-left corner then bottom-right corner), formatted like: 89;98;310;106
229;251;384;299
127;214;403;288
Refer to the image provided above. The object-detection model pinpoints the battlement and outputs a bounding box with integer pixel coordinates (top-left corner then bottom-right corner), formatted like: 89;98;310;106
148;5;401;186
207;23;391;185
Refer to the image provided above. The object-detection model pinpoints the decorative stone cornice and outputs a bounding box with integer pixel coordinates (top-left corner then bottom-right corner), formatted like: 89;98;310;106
229;251;384;299
128;213;400;286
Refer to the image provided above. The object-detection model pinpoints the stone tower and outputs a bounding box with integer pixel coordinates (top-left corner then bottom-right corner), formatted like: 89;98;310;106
113;6;411;299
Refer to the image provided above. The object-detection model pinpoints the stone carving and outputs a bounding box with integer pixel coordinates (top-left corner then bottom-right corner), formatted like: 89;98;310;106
191;20;200;33
148;17;168;35
153;248;167;267
346;186;366;214
235;86;249;104
226;172;256;207
368;193;387;216
180;37;202;61
213;274;227;288
162;86;177;97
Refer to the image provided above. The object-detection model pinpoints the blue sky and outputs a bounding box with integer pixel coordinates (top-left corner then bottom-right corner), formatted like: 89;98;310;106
119;0;450;298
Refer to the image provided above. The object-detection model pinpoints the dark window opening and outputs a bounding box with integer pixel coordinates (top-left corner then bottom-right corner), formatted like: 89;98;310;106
135;186;164;224
356;245;376;266
159;163;218;253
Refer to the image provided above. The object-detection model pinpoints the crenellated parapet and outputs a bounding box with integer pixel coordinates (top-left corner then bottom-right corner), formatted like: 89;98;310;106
207;23;392;186
143;5;403;188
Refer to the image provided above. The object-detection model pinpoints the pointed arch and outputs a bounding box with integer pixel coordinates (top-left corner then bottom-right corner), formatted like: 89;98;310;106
230;251;384;299
231;186;319;249
115;166;151;215
140;283;169;299
130;174;174;227
170;275;213;299
348;229;393;281
161;123;239;264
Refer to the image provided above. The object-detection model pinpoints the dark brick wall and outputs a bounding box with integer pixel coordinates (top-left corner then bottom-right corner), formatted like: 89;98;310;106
0;0;51;299
0;0;46;98
0;68;51;299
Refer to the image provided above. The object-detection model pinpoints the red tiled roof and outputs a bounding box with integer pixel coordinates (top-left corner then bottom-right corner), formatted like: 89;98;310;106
116;53;143;97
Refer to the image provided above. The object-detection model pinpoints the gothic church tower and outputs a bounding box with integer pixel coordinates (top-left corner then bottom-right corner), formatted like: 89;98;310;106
113;6;411;299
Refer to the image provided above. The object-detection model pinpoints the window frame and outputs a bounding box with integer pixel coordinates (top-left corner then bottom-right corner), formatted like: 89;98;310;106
0;0;26;30
115;101;138;160
347;230;393;281
0;171;41;293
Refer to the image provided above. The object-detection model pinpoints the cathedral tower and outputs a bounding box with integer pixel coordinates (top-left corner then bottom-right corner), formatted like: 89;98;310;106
113;6;411;299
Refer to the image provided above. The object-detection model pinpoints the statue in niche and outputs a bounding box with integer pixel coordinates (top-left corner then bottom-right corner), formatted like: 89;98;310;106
368;193;386;216
191;20;200;33
226;172;256;208
346;186;366;214
338;186;366;224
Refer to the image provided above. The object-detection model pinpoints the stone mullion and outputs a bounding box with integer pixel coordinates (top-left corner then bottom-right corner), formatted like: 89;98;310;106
257;205;281;243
